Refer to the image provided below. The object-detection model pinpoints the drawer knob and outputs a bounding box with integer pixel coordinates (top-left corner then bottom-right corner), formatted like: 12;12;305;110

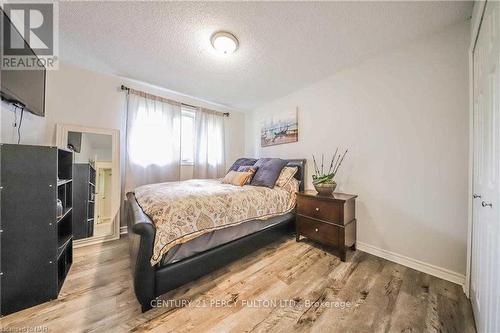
315;207;320;211
315;228;318;232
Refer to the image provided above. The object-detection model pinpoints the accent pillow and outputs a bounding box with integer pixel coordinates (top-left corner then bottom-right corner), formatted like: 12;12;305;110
279;177;300;194
275;166;298;187
228;158;258;172
278;178;300;207
250;158;288;188
222;170;253;186
237;166;258;184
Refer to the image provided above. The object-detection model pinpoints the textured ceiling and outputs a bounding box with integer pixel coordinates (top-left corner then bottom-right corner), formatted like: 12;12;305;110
59;1;472;111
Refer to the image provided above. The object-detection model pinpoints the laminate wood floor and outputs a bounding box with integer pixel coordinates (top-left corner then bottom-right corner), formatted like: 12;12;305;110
0;236;476;333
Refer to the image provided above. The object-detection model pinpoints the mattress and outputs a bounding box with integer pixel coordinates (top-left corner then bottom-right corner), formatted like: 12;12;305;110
134;178;299;265
159;212;294;266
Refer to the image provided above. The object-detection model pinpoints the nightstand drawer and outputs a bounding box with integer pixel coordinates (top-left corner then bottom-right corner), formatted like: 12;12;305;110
296;216;339;246
297;196;342;223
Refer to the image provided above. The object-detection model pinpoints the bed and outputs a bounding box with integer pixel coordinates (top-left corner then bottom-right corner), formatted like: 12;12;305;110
126;159;305;312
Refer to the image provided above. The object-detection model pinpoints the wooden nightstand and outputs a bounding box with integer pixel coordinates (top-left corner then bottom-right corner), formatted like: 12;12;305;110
296;191;358;261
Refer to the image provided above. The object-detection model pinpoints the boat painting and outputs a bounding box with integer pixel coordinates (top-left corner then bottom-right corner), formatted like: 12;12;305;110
261;108;298;147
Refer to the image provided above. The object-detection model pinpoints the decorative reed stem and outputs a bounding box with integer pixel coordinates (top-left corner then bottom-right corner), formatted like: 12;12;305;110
328;148;338;174
312;155;320;175
321;154;324;175
332;153;341;175
333;149;348;176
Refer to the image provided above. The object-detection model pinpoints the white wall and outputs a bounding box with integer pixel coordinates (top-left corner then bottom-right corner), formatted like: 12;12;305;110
1;101;47;144
247;22;470;277
73;134;112;164
74;133;92;163
93;148;112;162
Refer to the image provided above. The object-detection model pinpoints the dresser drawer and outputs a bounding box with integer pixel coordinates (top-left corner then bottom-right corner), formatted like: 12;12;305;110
297;196;341;223
296;216;339;247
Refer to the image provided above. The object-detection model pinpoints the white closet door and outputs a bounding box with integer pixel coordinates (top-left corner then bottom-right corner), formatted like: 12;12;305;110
471;2;500;332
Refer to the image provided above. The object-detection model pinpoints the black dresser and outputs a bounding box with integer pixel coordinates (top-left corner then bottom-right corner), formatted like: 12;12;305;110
72;163;96;240
0;144;73;315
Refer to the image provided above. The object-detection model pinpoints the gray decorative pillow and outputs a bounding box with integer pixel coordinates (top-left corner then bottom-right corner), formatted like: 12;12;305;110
250;158;288;188
228;158;258;172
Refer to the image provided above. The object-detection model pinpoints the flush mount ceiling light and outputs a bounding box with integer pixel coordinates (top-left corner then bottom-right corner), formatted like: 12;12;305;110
211;31;239;55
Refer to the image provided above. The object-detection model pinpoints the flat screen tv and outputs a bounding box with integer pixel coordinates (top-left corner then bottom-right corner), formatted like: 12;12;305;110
0;11;46;117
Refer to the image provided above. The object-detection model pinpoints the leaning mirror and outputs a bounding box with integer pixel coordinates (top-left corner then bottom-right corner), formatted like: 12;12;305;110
56;124;120;246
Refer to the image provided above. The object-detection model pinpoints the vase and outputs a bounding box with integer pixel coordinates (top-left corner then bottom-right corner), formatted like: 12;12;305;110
313;181;337;195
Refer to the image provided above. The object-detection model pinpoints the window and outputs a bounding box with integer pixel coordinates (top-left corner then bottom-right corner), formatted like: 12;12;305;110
128;104;179;167
181;108;195;165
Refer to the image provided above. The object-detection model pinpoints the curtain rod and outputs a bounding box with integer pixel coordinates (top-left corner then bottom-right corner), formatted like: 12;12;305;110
120;85;230;117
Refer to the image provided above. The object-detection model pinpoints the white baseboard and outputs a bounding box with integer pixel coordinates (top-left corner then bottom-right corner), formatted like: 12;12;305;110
463;283;469;297
356;241;466;286
120;226;128;235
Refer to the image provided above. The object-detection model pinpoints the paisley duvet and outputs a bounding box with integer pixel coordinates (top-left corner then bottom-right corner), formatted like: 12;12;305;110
134;178;298;265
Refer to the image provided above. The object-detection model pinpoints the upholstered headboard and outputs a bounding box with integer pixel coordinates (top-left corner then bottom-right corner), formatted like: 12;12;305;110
284;159;306;192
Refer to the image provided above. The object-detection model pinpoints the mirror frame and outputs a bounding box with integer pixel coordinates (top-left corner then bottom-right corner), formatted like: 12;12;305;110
56;124;121;247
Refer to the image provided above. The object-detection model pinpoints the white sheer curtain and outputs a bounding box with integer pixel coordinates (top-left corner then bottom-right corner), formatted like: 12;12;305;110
125;93;181;192
193;108;226;179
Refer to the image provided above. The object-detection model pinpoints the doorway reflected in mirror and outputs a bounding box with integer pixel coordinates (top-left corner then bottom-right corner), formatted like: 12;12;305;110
68;131;113;240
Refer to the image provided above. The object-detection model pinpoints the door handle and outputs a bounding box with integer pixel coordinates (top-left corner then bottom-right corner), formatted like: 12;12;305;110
473;194;482;199
481;201;493;208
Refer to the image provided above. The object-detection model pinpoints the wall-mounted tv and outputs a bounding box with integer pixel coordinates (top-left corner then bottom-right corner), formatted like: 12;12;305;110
0;11;46;117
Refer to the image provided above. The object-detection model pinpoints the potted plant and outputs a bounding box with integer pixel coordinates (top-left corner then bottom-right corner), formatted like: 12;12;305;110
312;149;348;195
